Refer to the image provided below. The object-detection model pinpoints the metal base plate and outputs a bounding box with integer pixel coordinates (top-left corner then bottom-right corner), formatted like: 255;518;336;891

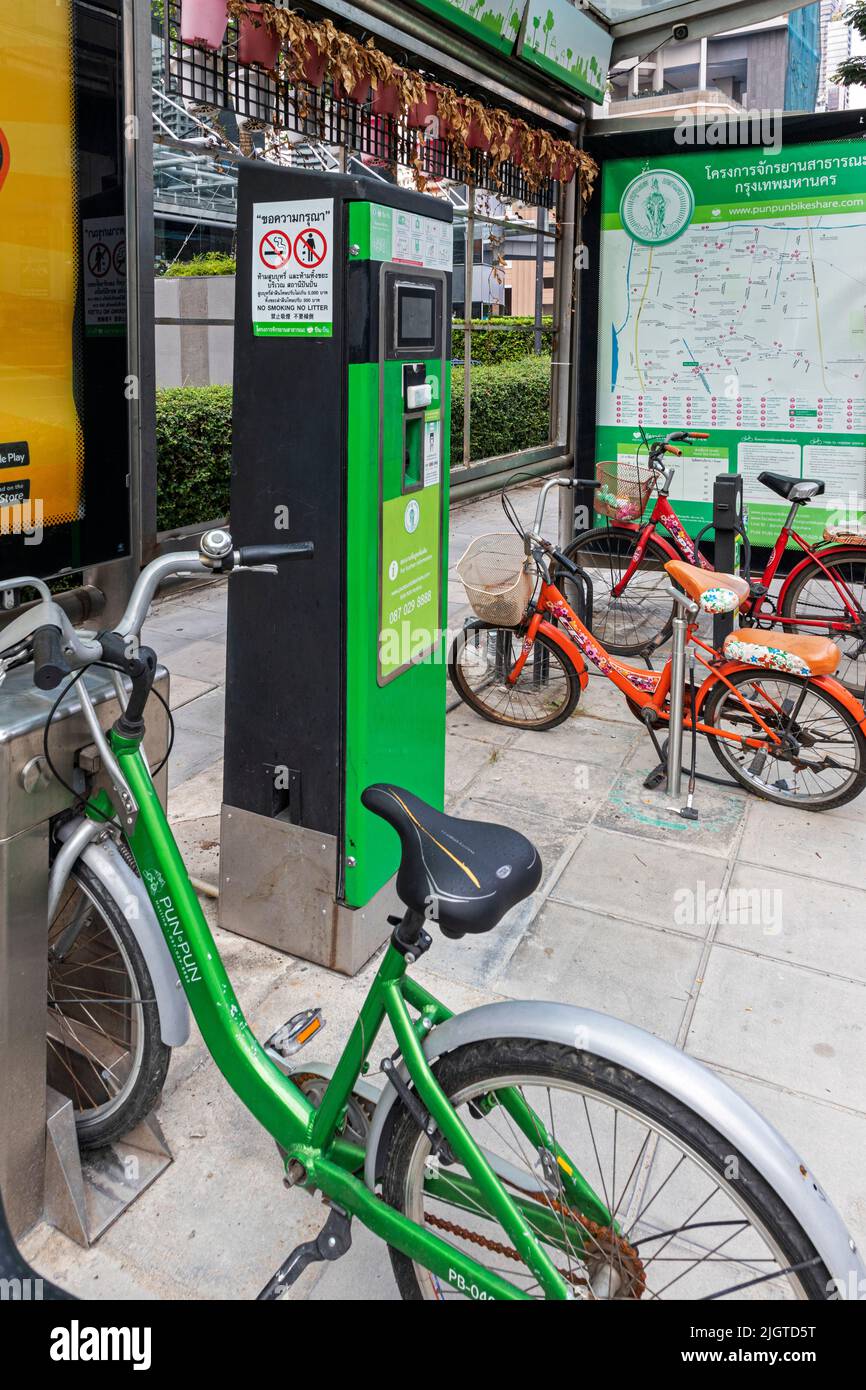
218;804;397;975
44;1087;172;1248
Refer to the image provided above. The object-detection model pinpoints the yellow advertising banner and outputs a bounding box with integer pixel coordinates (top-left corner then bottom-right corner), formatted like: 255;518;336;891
0;1;84;528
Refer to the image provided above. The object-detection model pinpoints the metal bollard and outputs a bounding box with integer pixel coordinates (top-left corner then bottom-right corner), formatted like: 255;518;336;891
666;609;688;797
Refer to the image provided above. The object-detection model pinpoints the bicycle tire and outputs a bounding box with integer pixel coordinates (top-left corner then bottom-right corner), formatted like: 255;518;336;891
449;622;581;731
556;526;677;655
48;861;171;1149
382;1038;833;1301
703;667;866;811
778;549;866;696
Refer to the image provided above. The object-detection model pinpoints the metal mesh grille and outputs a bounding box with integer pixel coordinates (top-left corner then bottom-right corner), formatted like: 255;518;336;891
456;532;534;626
164;2;556;207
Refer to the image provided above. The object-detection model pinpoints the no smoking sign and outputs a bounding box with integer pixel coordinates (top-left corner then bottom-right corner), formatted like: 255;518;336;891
253;197;334;338
259;228;292;270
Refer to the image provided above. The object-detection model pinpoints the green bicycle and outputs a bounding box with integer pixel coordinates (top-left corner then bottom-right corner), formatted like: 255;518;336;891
3;530;863;1301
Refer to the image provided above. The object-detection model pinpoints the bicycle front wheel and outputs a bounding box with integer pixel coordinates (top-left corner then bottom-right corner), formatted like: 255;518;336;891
703;668;866;810
48;861;171;1149
557;526;676;655
382;1039;832;1300
449;622;581;731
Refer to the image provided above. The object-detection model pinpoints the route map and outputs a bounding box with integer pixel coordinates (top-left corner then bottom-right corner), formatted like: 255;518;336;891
595;142;866;543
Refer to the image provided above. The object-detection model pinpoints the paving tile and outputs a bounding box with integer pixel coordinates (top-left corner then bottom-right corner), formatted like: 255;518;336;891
551;825;729;936
171;685;226;739
497;900;701;1041
162;637;227;686
168;758;224;823
444;731;499;800
464;744;617;828
686;949;866;1111
716;863;866;983
739;799;866;890
510;708;643;766
593;768;747;858
168;673;217;711
167;725;224;791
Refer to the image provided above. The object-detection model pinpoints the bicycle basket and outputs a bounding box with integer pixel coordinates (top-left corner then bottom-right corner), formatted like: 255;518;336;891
456;532;534;627
595;461;653;523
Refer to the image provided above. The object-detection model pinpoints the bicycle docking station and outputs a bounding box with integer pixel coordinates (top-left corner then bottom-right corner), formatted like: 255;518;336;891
220;163;453;975
0;665;172;1242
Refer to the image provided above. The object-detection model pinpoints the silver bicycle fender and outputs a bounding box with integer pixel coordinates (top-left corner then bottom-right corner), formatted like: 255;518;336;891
364;1000;864;1298
55;821;190;1048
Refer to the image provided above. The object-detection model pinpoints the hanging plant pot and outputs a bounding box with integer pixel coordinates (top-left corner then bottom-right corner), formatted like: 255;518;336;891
333;74;371;104
300;38;328;87
553;157;577;184
237;5;279;69
371;77;402;118
407;84;439;130
460;102;492;153
180;0;228;51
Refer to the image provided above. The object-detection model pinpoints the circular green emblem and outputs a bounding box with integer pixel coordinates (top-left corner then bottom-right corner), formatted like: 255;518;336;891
619;169;694;246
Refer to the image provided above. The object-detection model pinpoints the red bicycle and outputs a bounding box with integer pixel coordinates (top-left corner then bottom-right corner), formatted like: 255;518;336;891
556;431;866;694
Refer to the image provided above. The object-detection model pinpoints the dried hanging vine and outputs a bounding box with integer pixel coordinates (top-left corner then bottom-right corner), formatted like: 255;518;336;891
218;0;598;204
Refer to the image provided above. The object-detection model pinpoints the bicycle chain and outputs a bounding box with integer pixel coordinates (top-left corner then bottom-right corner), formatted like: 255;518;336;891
425;1193;647;1299
289;1075;646;1298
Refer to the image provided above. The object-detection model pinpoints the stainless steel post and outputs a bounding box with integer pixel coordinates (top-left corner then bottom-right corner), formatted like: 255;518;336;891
667;611;687;797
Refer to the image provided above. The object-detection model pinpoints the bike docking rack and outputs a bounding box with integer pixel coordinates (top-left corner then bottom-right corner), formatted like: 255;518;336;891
0;651;172;1244
644;473;749;811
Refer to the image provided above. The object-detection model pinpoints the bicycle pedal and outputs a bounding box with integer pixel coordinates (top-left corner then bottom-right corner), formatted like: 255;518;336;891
264;1009;326;1062
256;1207;352;1301
643;763;667;790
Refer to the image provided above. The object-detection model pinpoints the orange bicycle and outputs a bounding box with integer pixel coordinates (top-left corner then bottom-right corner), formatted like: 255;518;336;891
450;480;866;812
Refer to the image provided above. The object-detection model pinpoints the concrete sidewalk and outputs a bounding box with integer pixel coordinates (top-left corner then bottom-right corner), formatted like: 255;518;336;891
23;483;866;1299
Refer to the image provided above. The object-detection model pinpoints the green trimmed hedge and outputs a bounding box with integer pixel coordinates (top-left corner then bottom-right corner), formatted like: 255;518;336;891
451;357;551;464
163;253;237;278
156;386;233;532
155;358;551;525
451;316;554;365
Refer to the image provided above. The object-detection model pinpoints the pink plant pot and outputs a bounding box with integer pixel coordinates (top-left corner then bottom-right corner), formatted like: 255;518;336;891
407;85;439;129
371;80;402;118
334;75;372;104
465;118;491;152
237;5;279;69
508;130;525;166
301;39;328;87
180;0;228;51
553;160;576;184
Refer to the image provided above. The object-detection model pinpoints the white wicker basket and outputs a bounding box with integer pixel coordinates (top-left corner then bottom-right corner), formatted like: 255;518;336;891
456;532;534;627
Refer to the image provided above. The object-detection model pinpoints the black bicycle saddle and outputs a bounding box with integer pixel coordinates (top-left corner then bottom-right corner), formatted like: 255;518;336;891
362;784;542;939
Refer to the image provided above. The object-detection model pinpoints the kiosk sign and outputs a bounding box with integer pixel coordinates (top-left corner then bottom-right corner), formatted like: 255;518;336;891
380;486;441;682
252;198;334;337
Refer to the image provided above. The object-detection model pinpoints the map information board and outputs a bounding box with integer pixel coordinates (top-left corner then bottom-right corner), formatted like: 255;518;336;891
595;141;866;544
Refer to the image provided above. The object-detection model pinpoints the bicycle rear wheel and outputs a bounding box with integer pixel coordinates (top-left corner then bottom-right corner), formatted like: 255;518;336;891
383;1039;832;1301
47;861;170;1149
779;550;866;696
703;668;866;810
449;622;580;731
557;526;676;655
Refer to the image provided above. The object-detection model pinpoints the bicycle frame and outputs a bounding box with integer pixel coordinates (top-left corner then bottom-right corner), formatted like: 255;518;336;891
611;494;865;634
103;725;614;1301
513;580;812;751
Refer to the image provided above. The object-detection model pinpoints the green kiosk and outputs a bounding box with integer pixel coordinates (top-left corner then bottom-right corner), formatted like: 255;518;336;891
220;164;453;974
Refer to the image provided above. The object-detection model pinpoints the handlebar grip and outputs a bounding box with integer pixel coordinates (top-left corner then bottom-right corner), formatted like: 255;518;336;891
237;542;315;567
665;446;683;457
688;432;710;440
33;624;71;691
